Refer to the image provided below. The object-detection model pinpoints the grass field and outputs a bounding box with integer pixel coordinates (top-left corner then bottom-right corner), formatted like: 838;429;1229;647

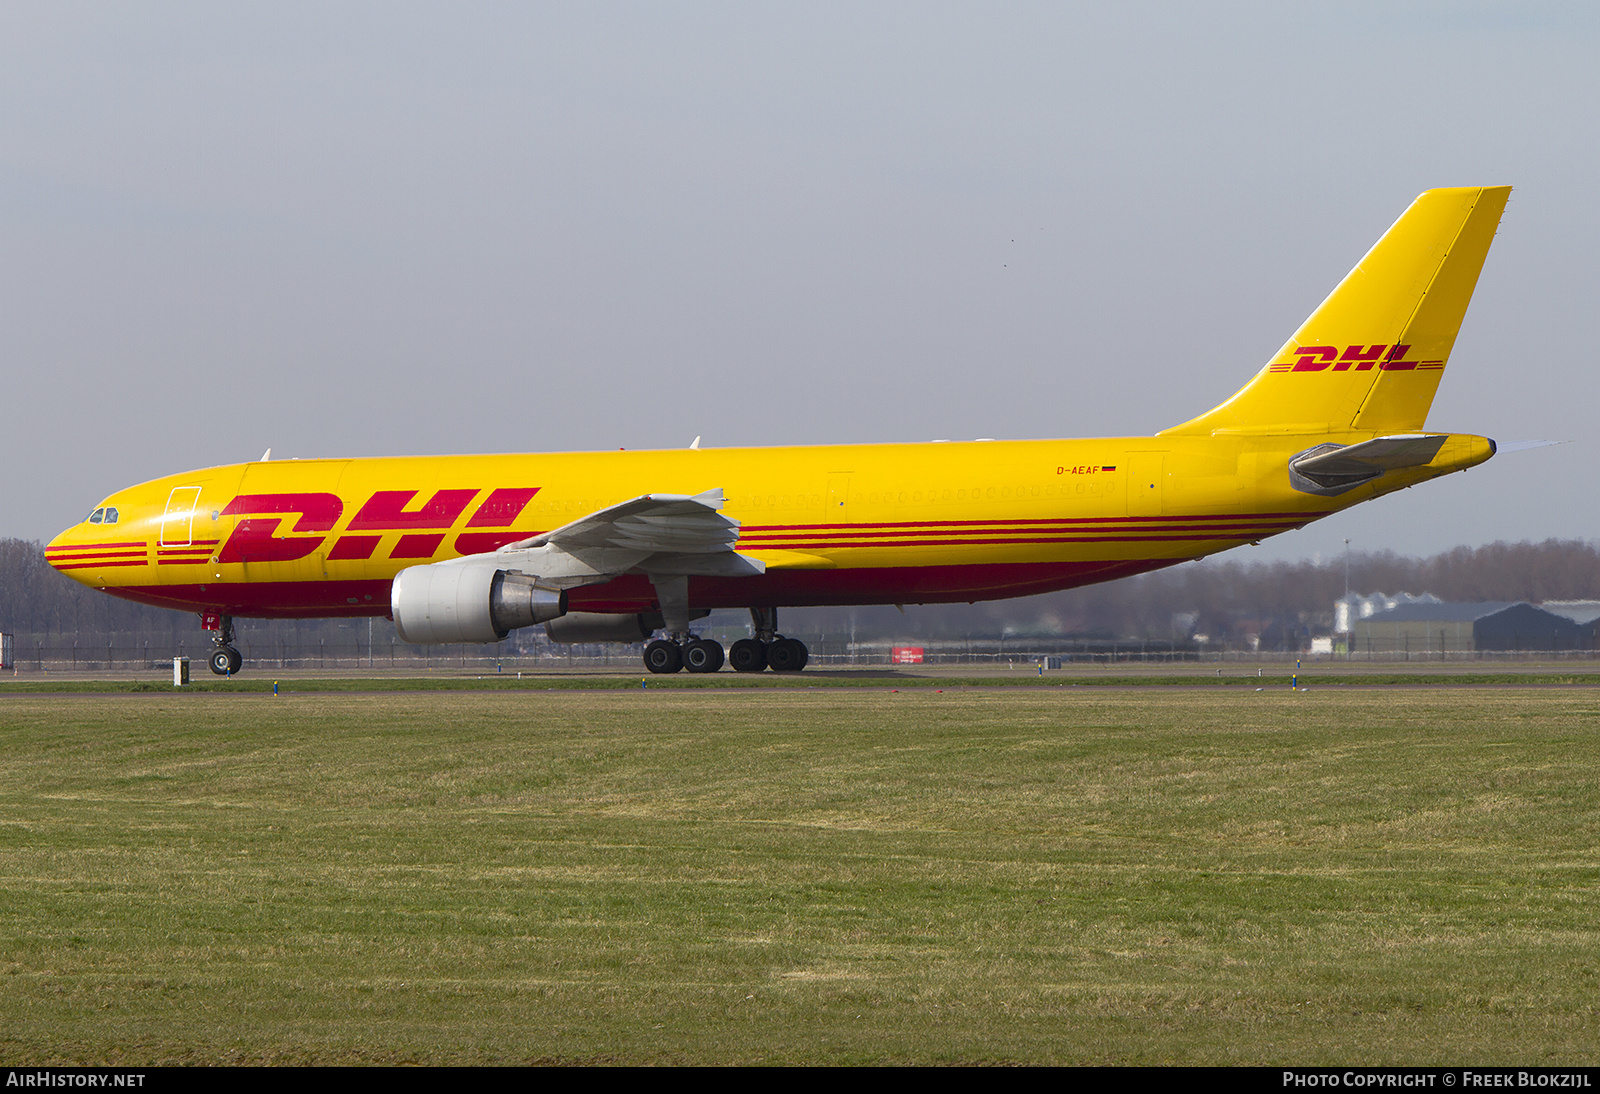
2;682;1598;1064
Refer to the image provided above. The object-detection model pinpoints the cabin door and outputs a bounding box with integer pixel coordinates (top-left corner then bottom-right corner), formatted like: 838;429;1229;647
160;486;202;547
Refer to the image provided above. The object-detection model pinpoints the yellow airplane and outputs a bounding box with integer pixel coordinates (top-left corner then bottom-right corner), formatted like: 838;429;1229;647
48;186;1510;676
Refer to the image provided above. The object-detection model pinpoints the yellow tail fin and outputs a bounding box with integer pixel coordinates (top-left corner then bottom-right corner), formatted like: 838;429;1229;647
1162;186;1510;437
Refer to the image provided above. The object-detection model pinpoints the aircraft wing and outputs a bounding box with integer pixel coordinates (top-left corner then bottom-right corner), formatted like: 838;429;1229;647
492;488;765;585
511;488;742;554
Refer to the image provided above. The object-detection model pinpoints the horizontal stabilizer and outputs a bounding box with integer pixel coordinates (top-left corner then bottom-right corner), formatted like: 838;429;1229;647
1289;433;1448;494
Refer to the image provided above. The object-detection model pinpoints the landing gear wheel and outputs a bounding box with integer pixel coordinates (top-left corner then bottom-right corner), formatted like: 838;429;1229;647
768;638;809;673
644;639;683;674
729;638;767;673
210;646;242;676
684;638;725;673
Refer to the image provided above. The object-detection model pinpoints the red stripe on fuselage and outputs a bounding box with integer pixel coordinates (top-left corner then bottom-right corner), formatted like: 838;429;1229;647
737;511;1321;532
103;557;1188;619
739;523;1302;545
52;559;150;571
746;533;1301;550
46;551;148;562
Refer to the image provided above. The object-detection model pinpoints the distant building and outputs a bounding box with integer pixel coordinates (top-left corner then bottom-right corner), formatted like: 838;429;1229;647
1352;602;1590;655
1540;601;1600;627
1334;591;1441;635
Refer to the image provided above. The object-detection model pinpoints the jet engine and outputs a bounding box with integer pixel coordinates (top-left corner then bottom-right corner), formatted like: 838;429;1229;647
391;562;566;645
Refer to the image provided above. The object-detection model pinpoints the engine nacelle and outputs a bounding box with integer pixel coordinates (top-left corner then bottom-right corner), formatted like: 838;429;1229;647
543;609;707;644
392;562;567;645
544;612;660;644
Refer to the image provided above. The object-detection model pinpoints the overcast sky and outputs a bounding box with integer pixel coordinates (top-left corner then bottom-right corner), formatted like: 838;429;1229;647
3;2;1595;565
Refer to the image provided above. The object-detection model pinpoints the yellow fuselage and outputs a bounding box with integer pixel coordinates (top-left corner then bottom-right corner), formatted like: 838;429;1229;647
45;431;1492;620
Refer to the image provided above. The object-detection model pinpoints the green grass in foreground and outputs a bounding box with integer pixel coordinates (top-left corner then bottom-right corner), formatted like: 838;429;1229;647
1;689;1597;1064
6;668;1600;692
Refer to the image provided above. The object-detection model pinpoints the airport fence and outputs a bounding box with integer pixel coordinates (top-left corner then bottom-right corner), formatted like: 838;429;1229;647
2;639;1199;672
6;637;1600;673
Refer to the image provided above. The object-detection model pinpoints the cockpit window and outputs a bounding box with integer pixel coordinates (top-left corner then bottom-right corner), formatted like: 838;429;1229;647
85;506;119;525
103;507;119;524
87;508;104;524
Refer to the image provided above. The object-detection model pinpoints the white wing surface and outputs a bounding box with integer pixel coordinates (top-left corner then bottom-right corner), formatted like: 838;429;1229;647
488;488;764;586
510;489;742;554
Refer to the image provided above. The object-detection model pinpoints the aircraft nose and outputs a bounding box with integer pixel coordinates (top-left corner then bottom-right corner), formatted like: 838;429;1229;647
44;528;82;575
45;522;79;559
43;510;141;577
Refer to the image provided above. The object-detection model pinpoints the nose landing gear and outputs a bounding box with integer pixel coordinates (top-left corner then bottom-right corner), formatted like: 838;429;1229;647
204;613;244;676
209;646;243;676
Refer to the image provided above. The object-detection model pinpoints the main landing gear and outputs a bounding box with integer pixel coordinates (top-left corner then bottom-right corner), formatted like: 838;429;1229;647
640;607;808;675
643;636;725;675
728;636;808;673
204;613;244;676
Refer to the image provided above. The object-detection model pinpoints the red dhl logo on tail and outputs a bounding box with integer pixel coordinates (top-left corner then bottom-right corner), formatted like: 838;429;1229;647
216;488;540;564
1267;344;1445;374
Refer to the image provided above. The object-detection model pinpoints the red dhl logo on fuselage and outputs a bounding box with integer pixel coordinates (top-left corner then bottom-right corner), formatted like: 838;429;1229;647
214;487;541;564
1266;344;1445;373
